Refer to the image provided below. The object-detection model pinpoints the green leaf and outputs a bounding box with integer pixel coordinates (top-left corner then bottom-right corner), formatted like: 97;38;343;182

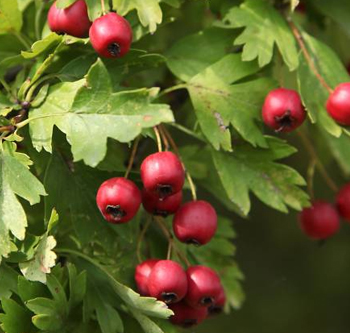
29;60;174;167
0;142;46;260
21;33;63;59
56;0;76;8
67;263;86;310
112;0;162;33
96;302;124;333
130;309;165;333
188;54;276;150
166;28;235;82
0;0;23;34
297;32;348;137
0;298;35;333
0;264;18;298
223;0;299;70
211;137;309;215
17;276;50;303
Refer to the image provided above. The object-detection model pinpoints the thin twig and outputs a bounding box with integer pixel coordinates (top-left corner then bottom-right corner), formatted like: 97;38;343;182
124;136;140;179
307;158;316;200
100;0;106;14
158;125;170;151
156;84;188;100
288;19;333;94
297;130;338;193
153;126;162;152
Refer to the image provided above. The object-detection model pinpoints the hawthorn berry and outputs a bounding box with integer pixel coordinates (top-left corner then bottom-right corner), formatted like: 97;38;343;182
185;266;222;308
96;177;141;224
208;287;226;316
262;88;306;132
169;302;208;328
48;0;91;38
173;200;217;246
326;83;350;126
299;201;340;240
135;259;159;296
89;12;132;58
148;260;188;304
140;151;185;199
142;189;182;217
336;183;350;222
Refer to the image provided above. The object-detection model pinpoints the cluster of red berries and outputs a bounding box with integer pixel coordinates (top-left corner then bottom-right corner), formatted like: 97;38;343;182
299;183;350;240
48;0;132;58
96;150;223;327
135;260;226;327
262;83;350;133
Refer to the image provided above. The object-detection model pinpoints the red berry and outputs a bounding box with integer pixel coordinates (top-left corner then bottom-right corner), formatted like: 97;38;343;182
262;88;306;132
148;260;188;304
135;259;159;296
48;0;91;38
299;201;340;240
336;183;350;222
140;152;185;199
142;189;182;217
169;302;207;328
173;200;217;246
89;13;132;58
185;266;222;308
326;83;350;126
208;286;226;316
96;177;141;224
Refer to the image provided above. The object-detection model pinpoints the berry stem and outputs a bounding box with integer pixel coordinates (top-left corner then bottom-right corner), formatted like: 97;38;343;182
136;216;152;263
160;125;197;201
307;158;316;200
154;216;190;267
156;84;188;100
297;129;338;193
288;19;333;94
153;126;163;152
167;241;173;260
158;125;170;150
100;0;106;14
124;136;140;179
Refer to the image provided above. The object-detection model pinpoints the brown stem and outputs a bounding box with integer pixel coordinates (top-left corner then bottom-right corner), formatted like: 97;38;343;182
153;126;162;152
297;130;338;193
154;216;190;267
0;125;15;133
158;125;170;151
288;19;333;94
124;136;140;179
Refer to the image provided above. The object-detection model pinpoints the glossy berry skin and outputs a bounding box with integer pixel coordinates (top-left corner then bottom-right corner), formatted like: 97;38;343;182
142;189;182;217
148;260;188;304
89;13;132;58
169;302;207;328
185;266;222;308
326;83;350;126
336;183;350;222
299;201;340;240
96;177;141;224
173;200;217;246
140;152;185;199
262;88;306;132
135;259;159;296
208;287;226;316
48;0;91;38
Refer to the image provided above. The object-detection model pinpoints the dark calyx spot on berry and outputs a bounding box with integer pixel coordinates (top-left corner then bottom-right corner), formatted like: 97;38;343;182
208;305;223;315
182;319;198;328
156;184;173;199
106;205;126;220
153;209;169;217
200;296;214;306
185;238;201;246
274;110;295;132
57;31;65;36
161;292;178;304
107;42;121;57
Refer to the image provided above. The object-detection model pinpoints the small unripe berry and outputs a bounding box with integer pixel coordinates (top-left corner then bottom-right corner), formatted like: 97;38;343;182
134;259;159;296
173;200;217;246
89;13;132;58
262;88;306;132
169;302;207;328
96;177;141;224
148;260;188;304
336;183;350;222
140;152;185;199
48;0;91;38
326;83;350;126
299;201;340;240
142;189;182;217
185;266;222;308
